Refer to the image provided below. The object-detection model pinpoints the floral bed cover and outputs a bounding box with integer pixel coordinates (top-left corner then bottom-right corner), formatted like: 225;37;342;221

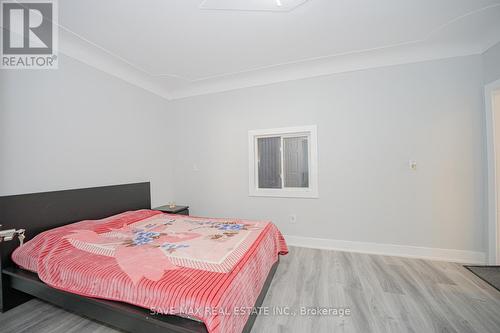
12;210;288;333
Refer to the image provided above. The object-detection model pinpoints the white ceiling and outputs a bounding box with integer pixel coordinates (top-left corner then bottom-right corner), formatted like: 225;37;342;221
56;0;500;99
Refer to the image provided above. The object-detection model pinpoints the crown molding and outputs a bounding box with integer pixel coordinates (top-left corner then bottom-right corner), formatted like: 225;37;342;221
59;29;172;100
59;31;488;102
176;3;500;83
54;4;500;101
168;42;483;99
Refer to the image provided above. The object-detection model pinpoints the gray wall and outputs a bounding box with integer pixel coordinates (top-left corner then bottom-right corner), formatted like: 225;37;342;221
170;55;486;253
483;42;500;85
0;55;173;207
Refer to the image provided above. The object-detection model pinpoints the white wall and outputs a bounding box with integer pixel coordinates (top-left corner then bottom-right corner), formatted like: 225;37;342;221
0;55;174;207
483;42;500;85
0;52;489;262
170;55;486;258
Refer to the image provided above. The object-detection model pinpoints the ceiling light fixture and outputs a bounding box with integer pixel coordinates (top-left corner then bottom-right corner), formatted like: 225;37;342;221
199;0;309;12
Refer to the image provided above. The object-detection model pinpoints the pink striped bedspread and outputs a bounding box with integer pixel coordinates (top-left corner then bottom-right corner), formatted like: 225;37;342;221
12;210;288;333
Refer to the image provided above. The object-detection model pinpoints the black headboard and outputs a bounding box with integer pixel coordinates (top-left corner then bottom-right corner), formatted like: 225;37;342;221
0;182;151;311
0;182;151;267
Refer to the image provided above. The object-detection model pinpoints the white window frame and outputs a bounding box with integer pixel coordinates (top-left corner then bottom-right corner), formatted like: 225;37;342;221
248;125;318;198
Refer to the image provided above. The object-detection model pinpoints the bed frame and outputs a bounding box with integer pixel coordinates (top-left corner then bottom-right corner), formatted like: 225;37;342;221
0;182;278;333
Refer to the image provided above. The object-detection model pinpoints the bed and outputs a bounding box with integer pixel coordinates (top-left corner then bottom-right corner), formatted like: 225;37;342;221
0;182;287;333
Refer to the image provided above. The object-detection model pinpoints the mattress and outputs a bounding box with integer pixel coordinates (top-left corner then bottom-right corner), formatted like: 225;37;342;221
12;210;288;333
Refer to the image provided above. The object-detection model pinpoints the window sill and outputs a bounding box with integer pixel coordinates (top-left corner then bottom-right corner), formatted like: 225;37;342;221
249;188;319;199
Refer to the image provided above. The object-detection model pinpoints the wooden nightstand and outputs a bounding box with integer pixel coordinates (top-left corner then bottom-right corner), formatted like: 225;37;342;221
153;204;189;215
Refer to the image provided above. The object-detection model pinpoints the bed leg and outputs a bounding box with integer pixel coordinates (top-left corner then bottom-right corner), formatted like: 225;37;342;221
0;278;33;313
0;230;32;312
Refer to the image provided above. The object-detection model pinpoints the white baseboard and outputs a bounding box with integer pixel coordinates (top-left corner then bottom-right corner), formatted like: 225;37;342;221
284;235;486;264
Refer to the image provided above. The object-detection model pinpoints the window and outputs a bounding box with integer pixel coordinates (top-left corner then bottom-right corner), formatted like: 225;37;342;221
248;125;318;198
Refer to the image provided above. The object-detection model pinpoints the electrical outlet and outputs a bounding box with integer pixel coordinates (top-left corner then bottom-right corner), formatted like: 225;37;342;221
290;214;297;224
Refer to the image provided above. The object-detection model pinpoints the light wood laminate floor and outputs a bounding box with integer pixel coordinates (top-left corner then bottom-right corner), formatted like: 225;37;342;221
1;247;499;333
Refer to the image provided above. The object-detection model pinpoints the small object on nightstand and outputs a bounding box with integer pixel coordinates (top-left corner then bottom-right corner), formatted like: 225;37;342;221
153;204;189;215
